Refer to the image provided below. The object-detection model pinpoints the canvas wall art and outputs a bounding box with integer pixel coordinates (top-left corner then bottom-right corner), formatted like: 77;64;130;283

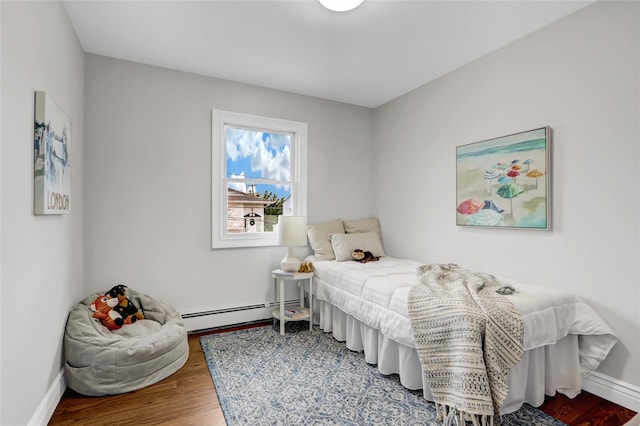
456;127;550;229
34;91;71;214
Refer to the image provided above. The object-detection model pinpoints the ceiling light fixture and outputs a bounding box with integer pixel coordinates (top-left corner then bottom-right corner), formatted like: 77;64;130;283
319;0;364;12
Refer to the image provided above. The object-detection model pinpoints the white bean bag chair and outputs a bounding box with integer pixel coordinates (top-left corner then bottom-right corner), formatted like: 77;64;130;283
64;288;188;396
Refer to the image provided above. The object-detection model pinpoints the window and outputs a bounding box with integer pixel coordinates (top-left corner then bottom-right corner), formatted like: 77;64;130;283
211;110;307;248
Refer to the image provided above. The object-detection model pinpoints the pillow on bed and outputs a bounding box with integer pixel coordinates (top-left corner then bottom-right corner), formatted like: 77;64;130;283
307;220;345;260
329;231;385;262
344;217;383;241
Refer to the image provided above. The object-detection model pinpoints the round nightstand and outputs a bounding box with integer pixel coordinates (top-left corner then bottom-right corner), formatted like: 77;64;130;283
272;270;314;336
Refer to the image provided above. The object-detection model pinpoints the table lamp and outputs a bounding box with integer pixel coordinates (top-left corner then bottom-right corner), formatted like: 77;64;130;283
277;216;307;272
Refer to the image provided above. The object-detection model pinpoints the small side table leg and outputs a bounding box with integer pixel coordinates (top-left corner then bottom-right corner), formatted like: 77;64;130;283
308;277;313;332
279;278;285;336
273;277;277;327
299;279;304;308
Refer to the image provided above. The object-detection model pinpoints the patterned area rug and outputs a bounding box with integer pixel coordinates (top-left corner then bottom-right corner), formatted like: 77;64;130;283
200;324;566;426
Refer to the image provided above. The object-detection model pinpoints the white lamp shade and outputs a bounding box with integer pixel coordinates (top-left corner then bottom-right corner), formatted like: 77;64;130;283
277;216;307;246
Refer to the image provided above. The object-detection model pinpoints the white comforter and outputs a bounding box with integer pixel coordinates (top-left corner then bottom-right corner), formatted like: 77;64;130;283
312;257;617;376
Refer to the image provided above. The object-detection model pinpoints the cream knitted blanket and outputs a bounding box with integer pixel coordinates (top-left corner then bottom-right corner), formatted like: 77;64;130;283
408;264;524;425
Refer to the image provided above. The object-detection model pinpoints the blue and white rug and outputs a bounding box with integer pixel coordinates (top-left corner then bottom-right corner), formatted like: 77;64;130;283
200;325;566;425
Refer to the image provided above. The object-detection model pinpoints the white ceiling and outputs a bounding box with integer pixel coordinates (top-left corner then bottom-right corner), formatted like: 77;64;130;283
63;0;593;108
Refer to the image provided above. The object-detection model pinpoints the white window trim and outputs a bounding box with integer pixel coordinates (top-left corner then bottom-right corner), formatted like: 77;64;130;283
211;110;307;249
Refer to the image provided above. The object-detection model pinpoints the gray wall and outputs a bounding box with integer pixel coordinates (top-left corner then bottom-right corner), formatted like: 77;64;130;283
373;1;639;387
1;2;85;424
83;54;375;323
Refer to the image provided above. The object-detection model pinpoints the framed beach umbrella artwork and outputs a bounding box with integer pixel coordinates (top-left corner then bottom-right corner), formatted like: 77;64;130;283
456;127;550;229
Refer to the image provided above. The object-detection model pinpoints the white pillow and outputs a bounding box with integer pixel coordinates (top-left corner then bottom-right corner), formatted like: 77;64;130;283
306;220;345;260
344;217;383;241
329;232;385;262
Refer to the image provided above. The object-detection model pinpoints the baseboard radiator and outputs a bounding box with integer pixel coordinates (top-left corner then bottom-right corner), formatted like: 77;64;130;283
182;299;301;333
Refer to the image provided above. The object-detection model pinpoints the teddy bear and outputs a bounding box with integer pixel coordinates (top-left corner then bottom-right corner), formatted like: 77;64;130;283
106;284;144;322
90;294;136;330
352;248;380;263
297;260;314;273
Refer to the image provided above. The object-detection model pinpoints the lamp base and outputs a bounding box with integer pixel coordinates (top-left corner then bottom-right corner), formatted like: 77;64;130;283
280;259;301;273
280;246;301;272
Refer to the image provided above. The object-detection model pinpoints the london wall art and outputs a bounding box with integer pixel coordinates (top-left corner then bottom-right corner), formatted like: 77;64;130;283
34;91;71;214
456;127;550;229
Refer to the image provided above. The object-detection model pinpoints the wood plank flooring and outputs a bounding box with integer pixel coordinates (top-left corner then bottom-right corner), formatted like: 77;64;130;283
49;334;225;426
49;325;637;425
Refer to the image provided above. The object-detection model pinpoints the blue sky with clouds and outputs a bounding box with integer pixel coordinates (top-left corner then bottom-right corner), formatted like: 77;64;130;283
226;127;291;198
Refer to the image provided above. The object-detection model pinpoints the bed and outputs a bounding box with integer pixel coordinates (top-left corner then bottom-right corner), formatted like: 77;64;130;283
304;218;618;415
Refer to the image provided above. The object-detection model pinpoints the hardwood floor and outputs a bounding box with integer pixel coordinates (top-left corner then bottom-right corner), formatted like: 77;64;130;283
49;334;225;426
540;392;637;426
49;325;637;425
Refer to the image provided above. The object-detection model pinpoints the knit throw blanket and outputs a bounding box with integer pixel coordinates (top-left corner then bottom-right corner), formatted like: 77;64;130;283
408;264;524;425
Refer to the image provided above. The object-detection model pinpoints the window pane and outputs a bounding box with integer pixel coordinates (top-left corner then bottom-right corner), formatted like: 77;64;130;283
226;184;291;234
225;126;292;235
225;127;291;184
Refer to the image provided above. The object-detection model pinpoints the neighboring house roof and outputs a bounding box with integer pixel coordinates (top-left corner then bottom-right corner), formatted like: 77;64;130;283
227;187;269;206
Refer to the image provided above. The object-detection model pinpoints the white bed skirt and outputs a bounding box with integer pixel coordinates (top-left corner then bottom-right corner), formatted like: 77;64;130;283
312;297;583;414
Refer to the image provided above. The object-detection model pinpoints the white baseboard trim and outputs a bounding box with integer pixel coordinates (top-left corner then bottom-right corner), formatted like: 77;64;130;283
28;369;66;426
582;371;640;412
625;413;640;426
183;307;273;332
182;299;299;333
